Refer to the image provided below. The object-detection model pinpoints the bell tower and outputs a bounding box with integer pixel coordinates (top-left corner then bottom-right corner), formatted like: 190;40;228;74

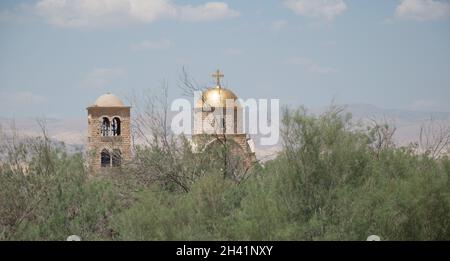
87;93;131;172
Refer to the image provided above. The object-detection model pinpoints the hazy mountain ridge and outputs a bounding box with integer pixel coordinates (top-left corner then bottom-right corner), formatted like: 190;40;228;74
257;104;450;160
0;117;86;154
2;104;450;160
341;104;450;146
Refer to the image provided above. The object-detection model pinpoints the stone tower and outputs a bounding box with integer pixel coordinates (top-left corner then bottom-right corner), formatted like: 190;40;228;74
86;93;131;172
193;70;256;169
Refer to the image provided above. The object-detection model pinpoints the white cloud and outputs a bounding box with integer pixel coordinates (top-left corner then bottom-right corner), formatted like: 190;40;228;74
179;2;239;22
131;39;173;50
282;0;347;22
128;0;178;23
34;0;239;27
395;0;450;21
289;57;338;74
270;19;288;30
83;67;126;89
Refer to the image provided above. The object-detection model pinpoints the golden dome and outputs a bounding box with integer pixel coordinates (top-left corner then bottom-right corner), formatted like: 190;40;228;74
195;69;240;108
196;86;240;108
92;93;125;107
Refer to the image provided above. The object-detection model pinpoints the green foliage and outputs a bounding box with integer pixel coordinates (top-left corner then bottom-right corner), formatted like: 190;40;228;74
111;172;244;240
1;107;449;240
0;136;119;240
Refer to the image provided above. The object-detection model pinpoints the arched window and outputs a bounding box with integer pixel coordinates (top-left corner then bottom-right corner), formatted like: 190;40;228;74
101;117;110;136
101;149;111;167
112;149;121;167
112;117;121;136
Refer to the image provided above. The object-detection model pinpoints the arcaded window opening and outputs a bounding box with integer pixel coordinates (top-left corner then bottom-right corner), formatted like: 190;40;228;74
101;117;110;136
101;149;111;167
112;117;121;136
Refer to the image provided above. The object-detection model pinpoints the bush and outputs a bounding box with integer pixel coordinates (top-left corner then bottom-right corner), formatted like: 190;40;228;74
0;133;120;240
1;107;449;240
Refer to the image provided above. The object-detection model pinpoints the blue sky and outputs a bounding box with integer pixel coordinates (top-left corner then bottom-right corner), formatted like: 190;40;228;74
0;0;449;118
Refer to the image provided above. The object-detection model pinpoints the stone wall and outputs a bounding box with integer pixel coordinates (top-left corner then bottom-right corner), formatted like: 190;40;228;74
87;106;131;172
192;133;256;169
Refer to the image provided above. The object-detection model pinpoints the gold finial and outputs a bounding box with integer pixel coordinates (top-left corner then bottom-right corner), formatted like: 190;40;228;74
212;69;224;88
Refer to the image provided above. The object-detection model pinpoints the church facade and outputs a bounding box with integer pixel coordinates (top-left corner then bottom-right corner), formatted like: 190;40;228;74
86;70;255;173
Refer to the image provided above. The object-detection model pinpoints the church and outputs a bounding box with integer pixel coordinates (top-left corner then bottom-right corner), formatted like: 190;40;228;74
192;70;256;170
86;70;256;173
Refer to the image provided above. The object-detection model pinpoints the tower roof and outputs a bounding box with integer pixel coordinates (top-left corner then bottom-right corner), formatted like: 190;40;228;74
92;93;125;107
196;87;239;108
195;70;240;108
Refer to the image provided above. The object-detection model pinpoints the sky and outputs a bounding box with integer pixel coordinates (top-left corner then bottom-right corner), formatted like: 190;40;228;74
0;0;450;119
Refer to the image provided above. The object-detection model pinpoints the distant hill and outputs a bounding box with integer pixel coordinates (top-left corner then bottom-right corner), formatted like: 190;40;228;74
256;104;450;161
340;104;450;146
2;104;450;160
0;117;86;155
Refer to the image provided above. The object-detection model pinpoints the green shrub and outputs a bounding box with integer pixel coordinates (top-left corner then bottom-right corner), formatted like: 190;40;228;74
1;107;449;240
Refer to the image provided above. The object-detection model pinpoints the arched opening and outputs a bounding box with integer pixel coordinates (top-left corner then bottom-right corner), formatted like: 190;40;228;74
101;117;110;136
112;149;122;167
213;114;226;133
112;117;121;136
202;138;247;179
100;149;111;167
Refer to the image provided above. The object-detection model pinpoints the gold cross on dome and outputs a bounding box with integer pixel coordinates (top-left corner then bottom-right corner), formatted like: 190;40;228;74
212;69;224;87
